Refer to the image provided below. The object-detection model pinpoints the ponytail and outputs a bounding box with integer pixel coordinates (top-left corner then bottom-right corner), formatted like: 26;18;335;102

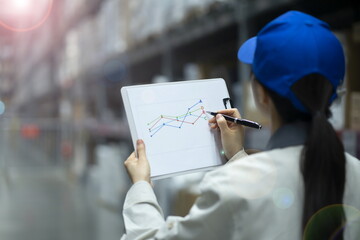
300;110;346;239
265;74;346;239
294;75;346;239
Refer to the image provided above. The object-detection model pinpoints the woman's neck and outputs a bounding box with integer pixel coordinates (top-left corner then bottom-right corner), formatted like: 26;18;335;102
270;106;283;134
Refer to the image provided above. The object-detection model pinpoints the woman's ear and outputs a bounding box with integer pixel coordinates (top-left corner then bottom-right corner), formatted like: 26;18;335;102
251;78;271;115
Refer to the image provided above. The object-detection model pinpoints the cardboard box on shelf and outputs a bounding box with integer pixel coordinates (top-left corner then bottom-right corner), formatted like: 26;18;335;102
350;92;360;131
127;0;232;47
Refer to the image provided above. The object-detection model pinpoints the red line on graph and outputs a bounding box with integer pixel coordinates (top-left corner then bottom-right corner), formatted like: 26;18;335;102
149;117;163;130
149;113;207;131
192;114;203;124
162;117;194;125
147;100;209;137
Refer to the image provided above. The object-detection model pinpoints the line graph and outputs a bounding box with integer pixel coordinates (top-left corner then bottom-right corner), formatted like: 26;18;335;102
147;100;208;137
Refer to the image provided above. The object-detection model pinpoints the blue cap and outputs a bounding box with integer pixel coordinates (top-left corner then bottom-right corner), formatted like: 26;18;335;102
238;11;345;113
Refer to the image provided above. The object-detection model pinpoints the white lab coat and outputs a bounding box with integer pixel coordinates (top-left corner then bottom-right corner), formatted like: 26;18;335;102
121;146;360;240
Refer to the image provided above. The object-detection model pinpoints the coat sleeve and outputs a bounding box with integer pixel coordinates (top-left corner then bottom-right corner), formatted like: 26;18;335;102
121;149;248;240
121;174;237;240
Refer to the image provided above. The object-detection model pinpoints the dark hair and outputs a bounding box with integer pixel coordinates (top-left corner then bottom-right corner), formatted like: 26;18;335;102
264;74;346;239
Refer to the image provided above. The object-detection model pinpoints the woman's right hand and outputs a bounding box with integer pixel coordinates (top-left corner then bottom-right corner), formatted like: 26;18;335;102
208;109;245;160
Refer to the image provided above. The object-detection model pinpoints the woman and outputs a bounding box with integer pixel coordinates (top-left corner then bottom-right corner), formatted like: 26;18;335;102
121;11;360;240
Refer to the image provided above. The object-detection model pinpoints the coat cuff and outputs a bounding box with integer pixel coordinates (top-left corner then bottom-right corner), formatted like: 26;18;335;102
124;181;156;209
227;149;248;163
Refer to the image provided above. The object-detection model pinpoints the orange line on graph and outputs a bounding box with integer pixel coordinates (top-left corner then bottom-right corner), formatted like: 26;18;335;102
146;100;208;137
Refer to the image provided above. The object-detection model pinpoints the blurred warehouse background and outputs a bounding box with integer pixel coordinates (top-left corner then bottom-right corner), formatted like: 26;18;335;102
0;0;359;239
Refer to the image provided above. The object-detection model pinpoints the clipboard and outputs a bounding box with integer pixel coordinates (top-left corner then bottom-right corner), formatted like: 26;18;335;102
121;78;231;179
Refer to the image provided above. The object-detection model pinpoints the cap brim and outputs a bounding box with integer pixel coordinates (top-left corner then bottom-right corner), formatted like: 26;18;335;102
238;37;257;64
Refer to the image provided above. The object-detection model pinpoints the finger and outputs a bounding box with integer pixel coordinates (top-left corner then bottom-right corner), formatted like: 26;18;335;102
216;109;241;118
129;151;136;158
124;152;136;166
208;109;241;122
136;139;147;160
126;152;136;161
216;114;230;132
217;109;241;118
208;116;217;124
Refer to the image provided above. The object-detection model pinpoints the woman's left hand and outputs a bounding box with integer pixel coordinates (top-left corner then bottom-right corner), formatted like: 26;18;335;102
124;139;151;184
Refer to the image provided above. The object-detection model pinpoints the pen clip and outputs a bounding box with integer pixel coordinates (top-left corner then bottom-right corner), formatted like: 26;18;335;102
223;98;233;109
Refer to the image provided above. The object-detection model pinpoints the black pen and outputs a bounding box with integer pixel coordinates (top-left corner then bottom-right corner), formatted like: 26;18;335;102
207;111;262;130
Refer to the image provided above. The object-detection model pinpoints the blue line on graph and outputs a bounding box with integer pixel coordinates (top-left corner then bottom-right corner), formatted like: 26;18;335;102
151;119;181;132
150;113;204;137
163;124;181;129
148;100;207;137
188;100;202;109
178;100;202;129
150;125;164;137
150;111;198;132
179;109;190;128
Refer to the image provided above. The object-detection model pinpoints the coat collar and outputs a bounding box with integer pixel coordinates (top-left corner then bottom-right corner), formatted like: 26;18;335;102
266;121;310;150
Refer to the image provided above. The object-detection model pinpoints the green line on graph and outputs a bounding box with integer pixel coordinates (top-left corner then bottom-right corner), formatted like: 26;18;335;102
146;100;208;137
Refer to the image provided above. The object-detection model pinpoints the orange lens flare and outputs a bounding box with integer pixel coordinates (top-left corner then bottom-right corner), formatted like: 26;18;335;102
0;0;53;32
11;0;32;11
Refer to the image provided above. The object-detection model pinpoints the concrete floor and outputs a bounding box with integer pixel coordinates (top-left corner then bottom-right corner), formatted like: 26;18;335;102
0;136;125;240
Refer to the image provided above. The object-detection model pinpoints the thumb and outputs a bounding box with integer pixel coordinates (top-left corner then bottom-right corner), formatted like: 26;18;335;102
136;139;147;160
216;114;230;133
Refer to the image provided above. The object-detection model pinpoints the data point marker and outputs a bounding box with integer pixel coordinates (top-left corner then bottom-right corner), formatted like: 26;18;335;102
147;100;208;137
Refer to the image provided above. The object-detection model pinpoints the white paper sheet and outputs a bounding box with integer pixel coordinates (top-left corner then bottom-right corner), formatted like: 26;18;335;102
121;79;230;179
